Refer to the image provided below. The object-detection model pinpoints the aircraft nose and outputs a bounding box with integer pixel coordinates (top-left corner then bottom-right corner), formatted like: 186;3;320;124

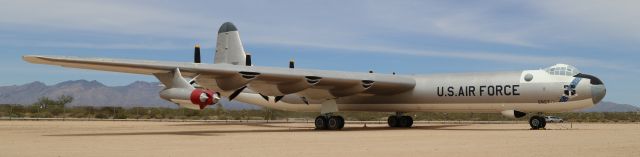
574;73;605;104
591;84;606;104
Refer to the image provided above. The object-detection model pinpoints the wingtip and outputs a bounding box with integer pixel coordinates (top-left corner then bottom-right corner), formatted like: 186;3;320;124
22;55;43;63
22;55;38;58
22;55;41;59
22;55;55;64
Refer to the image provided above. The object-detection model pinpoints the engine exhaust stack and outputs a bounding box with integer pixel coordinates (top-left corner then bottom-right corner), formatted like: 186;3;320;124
245;53;252;66
289;59;295;69
194;44;201;63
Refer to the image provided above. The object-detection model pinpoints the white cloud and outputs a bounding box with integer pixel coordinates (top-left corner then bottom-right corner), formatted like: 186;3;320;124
3;0;639;48
359;1;543;48
532;0;640;42
27;41;183;50
1;0;638;73
0;1;217;39
429;16;541;48
252;38;633;73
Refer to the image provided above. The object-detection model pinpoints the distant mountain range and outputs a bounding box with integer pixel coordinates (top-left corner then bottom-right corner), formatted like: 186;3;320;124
0;80;258;110
0;80;637;112
578;101;640;112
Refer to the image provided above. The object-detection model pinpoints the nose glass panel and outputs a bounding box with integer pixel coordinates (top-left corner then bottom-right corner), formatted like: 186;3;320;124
591;85;606;104
574;73;603;85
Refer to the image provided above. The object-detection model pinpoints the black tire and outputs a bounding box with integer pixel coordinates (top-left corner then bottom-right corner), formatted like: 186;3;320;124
387;116;399;127
315;116;328;130
529;116;542;129
401;116;413;128
398;116;410;127
538;116;547;128
336;116;345;129
398;117;407;127
328;116;341;130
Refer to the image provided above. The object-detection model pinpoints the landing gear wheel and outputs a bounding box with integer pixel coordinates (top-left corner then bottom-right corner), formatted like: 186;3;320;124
336;116;345;129
315;116;328;130
387;116;399;127
529;116;547;130
539;116;547;128
399;116;413;128
328;116;344;130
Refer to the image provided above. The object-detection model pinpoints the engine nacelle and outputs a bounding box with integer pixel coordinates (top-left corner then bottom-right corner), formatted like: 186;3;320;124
501;110;527;119
160;88;220;110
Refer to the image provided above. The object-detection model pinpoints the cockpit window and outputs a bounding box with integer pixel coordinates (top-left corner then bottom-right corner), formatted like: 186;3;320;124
544;64;580;76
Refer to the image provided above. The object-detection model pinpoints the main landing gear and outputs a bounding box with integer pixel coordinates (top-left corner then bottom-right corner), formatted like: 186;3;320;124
315;115;345;130
387;112;413;128
315;99;344;130
529;115;547;130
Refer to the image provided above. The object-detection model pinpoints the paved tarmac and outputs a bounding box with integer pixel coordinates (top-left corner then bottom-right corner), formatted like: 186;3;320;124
1;121;638;157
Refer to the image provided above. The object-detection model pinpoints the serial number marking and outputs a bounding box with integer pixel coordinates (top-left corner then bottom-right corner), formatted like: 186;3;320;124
538;100;555;104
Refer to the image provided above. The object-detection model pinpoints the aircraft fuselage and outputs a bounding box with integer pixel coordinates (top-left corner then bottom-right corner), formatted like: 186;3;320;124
236;67;605;113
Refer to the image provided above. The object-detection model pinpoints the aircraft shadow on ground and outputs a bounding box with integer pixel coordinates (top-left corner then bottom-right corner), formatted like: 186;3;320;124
43;123;536;137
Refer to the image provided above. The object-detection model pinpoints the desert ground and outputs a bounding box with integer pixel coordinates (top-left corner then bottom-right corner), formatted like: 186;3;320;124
0;120;638;157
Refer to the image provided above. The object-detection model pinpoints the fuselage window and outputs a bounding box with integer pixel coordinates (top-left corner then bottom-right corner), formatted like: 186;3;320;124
544;64;581;76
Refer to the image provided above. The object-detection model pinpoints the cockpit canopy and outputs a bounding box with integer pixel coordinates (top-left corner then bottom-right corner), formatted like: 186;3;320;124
544;64;581;76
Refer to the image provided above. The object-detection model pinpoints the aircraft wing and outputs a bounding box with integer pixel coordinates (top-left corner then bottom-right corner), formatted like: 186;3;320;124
23;55;415;99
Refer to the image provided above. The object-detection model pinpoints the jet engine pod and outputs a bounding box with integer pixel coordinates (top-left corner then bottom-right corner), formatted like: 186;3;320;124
160;88;220;110
501;110;527;119
190;89;219;106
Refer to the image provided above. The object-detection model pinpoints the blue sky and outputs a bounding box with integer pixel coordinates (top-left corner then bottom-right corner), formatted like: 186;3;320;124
0;0;638;105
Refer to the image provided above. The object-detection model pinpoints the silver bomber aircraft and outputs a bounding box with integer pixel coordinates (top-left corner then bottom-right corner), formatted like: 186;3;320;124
23;22;606;130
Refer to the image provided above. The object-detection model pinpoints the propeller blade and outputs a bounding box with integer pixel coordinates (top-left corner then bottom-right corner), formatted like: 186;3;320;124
259;93;269;101
188;74;201;85
228;86;247;101
275;95;284;103
301;97;309;105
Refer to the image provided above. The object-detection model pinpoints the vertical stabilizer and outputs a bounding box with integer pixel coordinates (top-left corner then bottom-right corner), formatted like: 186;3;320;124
215;22;246;65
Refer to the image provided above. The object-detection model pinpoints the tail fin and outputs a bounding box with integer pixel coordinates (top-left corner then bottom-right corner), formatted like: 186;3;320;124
215;22;246;65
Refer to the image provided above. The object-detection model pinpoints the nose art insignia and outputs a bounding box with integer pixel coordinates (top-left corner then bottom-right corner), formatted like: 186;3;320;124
560;77;582;102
